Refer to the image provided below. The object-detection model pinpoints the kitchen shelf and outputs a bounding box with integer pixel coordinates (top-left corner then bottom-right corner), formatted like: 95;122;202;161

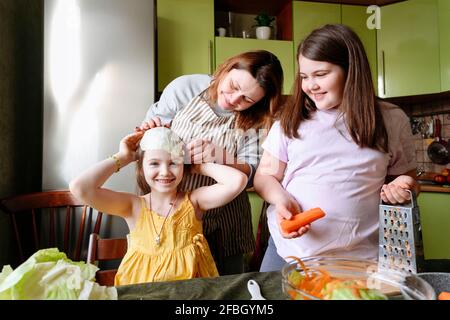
214;0;407;15
214;1;292;41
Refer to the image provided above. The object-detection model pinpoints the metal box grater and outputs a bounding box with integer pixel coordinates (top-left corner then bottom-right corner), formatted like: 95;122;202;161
378;191;425;274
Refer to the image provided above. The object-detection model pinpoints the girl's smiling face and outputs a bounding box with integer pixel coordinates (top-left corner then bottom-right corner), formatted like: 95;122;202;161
216;69;265;112
299;55;346;111
143;150;184;193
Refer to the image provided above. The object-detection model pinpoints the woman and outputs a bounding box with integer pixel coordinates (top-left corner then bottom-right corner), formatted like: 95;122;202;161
139;50;284;275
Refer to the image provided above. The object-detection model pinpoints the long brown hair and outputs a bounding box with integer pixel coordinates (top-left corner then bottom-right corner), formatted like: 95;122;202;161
280;24;388;152
206;50;284;131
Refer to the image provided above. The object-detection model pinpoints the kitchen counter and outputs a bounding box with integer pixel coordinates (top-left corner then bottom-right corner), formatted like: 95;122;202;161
417;172;450;193
420;184;450;193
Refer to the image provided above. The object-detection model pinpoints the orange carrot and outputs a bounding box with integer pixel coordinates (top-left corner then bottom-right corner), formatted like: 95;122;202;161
286;256;311;280
285;256;387;300
438;292;450;300
286;256;332;299
281;207;326;233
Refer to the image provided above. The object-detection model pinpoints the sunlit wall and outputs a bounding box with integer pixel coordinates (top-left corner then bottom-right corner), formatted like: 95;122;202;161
43;0;155;238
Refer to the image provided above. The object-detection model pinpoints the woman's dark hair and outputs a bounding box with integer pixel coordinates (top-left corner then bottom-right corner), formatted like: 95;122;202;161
279;24;388;152
206;50;284;131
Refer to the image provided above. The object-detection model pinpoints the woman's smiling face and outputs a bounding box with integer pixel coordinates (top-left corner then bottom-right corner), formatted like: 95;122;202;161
216;69;265;112
299;55;346;111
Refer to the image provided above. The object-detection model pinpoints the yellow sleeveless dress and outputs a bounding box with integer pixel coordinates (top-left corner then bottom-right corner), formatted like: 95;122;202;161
114;193;219;286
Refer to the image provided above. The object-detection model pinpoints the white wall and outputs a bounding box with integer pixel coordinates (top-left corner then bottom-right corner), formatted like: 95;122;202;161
43;0;155;241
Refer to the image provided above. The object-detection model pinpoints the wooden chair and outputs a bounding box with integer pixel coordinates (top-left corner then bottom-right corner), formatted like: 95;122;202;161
0;190;103;267
248;201;270;272
87;233;128;286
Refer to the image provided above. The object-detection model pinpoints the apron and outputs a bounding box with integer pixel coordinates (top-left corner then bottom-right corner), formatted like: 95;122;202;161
170;93;255;259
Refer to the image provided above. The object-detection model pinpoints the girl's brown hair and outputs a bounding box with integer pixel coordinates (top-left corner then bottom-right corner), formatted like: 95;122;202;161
206;50;284;131
136;150;150;194
279;24;388;152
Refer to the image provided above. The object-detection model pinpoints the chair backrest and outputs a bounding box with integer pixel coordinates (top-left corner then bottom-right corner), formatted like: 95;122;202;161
249;201;270;272
87;233;128;286
0;190;103;266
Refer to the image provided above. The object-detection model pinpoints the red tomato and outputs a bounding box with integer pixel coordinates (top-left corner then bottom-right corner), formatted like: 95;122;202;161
434;175;446;184
447;175;450;184
442;168;450;177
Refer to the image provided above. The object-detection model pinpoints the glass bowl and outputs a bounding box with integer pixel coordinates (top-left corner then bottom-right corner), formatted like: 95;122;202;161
281;256;436;300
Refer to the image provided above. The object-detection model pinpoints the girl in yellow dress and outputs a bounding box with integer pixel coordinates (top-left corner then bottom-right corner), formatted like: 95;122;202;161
69;127;248;286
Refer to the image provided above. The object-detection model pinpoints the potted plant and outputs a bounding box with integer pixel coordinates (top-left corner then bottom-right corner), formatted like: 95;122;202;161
254;13;275;40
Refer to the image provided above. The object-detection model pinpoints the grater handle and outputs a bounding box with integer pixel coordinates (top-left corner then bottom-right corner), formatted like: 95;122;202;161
409;189;418;209
380;189;416;209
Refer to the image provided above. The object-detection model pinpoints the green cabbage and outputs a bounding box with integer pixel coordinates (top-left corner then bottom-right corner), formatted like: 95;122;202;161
0;248;117;300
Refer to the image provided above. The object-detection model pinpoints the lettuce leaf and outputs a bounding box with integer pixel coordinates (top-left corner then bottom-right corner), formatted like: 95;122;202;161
0;248;117;300
327;287;361;300
359;288;388;300
287;269;305;287
323;283;388;300
320;279;388;300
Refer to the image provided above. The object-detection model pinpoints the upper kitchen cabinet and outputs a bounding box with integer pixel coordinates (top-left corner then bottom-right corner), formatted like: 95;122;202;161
293;1;341;50
215;37;294;94
157;0;214;92
377;0;440;97
439;0;450;92
293;2;377;92
215;0;406;14
341;5;378;93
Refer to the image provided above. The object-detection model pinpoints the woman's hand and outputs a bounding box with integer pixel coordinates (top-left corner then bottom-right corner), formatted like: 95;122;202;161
380;175;417;204
117;131;145;162
275;195;310;239
135;117;170;132
186;139;232;164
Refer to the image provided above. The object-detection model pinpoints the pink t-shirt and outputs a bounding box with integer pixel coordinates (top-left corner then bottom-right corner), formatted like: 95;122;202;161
262;102;416;261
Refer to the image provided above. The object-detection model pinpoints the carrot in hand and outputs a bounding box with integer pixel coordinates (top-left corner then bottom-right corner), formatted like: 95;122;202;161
281;207;326;234
438;292;450;300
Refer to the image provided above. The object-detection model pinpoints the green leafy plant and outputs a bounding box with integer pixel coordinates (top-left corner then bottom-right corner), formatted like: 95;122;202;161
254;13;275;27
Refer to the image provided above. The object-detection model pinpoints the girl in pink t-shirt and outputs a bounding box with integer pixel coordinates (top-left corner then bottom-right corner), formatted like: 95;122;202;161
254;24;418;271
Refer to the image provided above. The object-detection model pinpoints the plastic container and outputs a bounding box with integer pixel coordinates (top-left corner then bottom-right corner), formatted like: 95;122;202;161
281;256;436;300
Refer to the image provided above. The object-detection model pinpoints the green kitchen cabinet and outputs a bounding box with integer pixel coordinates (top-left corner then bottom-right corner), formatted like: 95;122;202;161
341;5;378;94
157;0;214;92
215;37;294;94
417;192;450;260
292;2;377;93
292;1;340;75
293;1;341;50
439;0;450;92
377;0;440;97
